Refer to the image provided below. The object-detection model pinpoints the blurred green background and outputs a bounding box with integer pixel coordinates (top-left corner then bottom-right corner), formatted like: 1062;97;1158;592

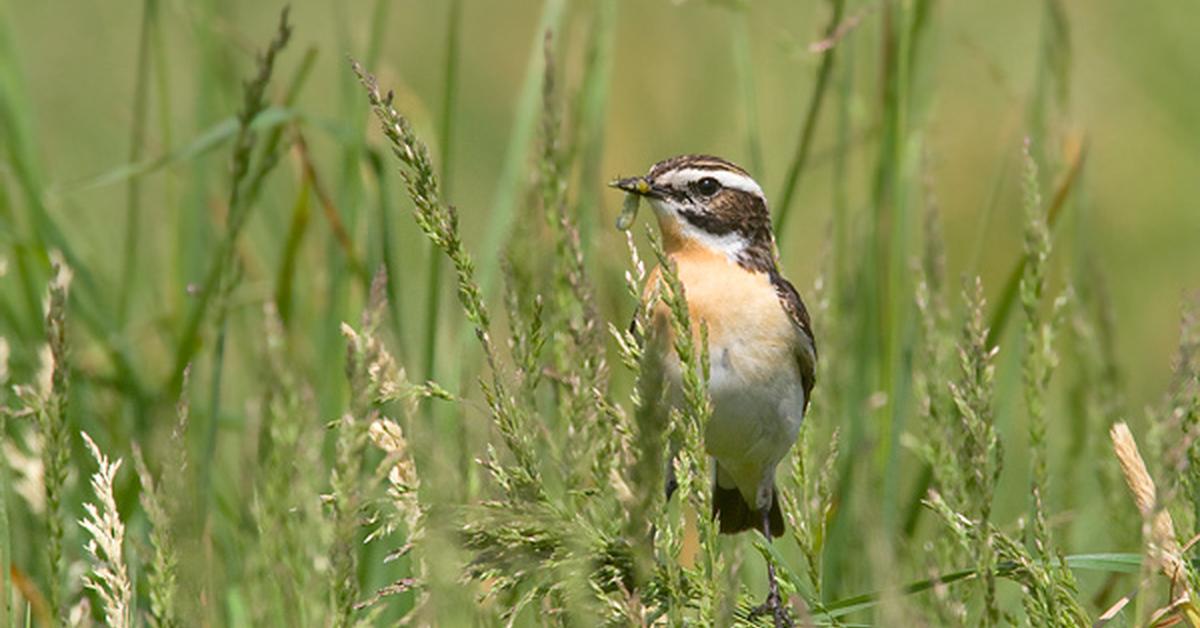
3;0;1200;623
7;0;1198;402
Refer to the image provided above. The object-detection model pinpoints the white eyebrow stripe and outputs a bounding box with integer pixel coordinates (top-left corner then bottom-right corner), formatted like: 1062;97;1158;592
658;167;765;200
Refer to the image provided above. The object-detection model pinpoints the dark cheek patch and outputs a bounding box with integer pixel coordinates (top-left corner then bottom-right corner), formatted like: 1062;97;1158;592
681;190;770;236
679;208;738;235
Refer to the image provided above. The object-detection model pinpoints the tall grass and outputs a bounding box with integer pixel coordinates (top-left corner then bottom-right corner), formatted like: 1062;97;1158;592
1;1;1199;626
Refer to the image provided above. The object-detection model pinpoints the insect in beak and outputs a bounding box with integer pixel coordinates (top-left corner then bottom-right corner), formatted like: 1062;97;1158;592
609;176;661;231
614;191;641;231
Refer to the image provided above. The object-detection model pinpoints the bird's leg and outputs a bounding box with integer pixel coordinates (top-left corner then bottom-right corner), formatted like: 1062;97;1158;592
750;507;791;628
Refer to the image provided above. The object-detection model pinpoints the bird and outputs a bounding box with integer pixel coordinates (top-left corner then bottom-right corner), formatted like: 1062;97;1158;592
611;154;817;627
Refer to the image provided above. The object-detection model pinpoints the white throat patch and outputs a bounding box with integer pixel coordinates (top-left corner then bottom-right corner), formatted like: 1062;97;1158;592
647;197;751;262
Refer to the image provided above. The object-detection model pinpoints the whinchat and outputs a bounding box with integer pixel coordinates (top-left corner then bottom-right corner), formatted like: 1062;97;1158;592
613;154;817;626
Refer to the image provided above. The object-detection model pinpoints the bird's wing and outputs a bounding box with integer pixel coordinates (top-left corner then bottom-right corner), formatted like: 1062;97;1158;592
768;271;817;410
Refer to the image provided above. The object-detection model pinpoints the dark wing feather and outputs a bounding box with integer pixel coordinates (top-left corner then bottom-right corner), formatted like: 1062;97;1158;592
768;270;817;410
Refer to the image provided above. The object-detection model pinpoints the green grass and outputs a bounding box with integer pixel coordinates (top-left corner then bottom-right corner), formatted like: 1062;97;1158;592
2;1;1200;625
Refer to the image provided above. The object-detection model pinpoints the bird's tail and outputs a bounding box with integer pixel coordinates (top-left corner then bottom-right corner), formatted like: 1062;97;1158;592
712;481;784;538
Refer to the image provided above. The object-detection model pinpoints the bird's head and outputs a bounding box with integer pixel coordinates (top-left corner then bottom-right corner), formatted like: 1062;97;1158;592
611;154;776;272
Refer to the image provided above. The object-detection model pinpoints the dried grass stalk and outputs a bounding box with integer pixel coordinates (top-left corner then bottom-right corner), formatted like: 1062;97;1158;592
1109;422;1186;588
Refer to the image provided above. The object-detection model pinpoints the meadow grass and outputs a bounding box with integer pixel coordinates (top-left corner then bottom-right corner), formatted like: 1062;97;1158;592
1;1;1200;626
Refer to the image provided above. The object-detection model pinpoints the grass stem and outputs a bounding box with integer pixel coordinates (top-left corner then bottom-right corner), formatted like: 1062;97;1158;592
421;0;463;392
773;0;846;240
117;0;157;327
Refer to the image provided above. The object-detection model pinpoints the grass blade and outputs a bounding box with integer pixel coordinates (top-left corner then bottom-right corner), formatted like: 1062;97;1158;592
773;0;846;239
567;0;616;262
421;0;464;389
819;554;1142;621
0;4;151;400
295;131;369;285
117;0;158;326
274;171;313;325
475;0;567;296
731;8;763;177
63;108;298;193
169;10;294;393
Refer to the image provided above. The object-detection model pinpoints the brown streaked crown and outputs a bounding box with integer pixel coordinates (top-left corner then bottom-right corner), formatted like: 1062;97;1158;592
646;154;752;180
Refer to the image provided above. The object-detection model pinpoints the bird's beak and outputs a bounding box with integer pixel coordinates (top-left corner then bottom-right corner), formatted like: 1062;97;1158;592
609;176;659;198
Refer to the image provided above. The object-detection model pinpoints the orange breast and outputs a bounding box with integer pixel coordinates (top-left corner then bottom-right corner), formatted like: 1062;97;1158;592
644;246;794;383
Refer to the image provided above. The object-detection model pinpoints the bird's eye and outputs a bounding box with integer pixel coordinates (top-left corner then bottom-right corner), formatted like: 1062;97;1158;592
695;177;721;197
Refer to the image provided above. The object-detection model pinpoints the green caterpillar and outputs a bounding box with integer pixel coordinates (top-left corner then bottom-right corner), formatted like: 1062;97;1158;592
616;190;641;231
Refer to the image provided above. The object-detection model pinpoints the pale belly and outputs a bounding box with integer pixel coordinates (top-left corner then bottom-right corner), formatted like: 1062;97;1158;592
703;332;806;508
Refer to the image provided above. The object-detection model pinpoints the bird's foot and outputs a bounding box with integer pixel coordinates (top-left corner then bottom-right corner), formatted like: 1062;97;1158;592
749;590;791;628
752;501;791;627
